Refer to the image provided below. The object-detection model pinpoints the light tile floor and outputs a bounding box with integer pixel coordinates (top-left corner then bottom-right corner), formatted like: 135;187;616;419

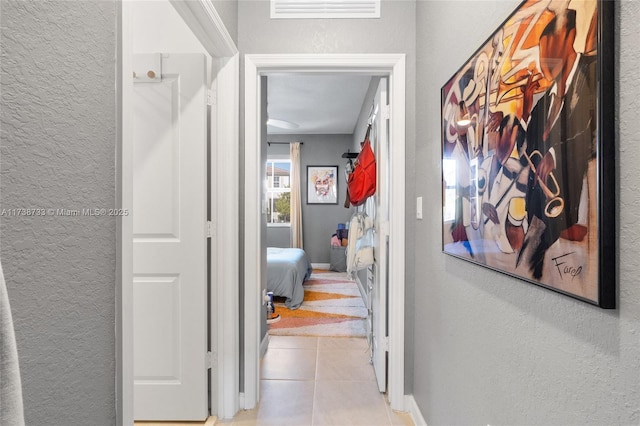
220;335;414;426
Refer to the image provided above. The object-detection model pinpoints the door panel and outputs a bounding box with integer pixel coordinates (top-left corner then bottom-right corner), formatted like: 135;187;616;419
363;78;389;393
132;53;208;421
133;275;180;380
132;75;180;239
371;78;389;393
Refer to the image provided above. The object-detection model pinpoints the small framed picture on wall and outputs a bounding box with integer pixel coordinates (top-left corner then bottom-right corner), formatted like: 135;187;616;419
307;165;338;204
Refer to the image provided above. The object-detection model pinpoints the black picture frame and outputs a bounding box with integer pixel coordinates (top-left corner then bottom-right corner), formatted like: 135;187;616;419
440;0;615;308
307;165;339;204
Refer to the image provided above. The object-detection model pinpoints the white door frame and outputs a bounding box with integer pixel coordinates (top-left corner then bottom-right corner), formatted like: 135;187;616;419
118;1;239;423
244;54;406;412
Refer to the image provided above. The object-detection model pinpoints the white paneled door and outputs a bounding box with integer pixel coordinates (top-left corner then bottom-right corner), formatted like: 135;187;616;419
132;53;208;421
371;77;389;393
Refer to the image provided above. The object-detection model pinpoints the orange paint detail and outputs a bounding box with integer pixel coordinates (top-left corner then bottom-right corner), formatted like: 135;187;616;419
304;291;357;302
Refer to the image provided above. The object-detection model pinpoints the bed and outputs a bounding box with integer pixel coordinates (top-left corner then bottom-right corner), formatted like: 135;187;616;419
267;247;312;310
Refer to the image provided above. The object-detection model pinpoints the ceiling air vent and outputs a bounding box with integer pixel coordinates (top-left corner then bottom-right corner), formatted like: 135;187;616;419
271;0;381;19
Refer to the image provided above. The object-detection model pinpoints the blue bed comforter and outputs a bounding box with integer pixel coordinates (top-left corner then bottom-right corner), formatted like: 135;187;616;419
267;247;312;310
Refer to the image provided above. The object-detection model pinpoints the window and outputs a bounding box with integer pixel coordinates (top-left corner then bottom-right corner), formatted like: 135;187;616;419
266;160;291;226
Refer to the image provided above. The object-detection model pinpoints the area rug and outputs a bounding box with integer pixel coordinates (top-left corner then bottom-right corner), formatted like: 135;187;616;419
269;270;367;337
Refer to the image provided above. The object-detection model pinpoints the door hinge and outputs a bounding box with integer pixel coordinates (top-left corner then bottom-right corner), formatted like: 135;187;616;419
382;336;389;352
206;351;216;370
206;220;214;239
207;89;216;106
383;104;390;120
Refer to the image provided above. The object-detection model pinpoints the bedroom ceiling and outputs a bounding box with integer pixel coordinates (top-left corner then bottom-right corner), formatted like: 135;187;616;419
267;74;372;135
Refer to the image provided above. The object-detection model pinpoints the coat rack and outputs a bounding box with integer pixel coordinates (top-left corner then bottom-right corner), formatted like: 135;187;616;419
341;123;372;160
267;141;304;146
341;151;359;159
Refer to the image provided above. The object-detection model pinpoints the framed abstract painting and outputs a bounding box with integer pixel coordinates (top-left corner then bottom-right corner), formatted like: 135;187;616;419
440;0;615;308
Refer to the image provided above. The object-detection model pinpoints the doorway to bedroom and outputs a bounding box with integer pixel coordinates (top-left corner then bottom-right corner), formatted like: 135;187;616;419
264;73;373;340
258;70;395;423
244;54;406;413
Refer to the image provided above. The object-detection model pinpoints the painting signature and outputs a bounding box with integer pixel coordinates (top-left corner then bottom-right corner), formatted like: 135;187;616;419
551;252;583;280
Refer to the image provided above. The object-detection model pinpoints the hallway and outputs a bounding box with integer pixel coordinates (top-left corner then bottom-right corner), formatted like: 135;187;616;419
224;335;413;425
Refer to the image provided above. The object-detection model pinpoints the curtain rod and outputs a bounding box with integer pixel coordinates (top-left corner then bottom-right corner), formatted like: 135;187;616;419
267;141;303;146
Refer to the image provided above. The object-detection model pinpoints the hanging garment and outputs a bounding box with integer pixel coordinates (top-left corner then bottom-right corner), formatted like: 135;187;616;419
346;212;374;275
347;126;377;206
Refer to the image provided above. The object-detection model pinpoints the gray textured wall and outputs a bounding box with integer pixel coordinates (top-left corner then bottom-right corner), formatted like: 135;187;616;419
211;0;238;45
265;225;290;248
352;77;381;149
267;134;353;263
0;1;117;425
414;1;640;424
238;0;417;392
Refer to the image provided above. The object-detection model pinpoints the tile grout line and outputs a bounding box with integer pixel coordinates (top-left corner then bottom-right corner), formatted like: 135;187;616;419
310;336;321;426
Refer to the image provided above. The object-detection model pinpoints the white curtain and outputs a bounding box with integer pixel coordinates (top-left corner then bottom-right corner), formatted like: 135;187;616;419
290;142;304;248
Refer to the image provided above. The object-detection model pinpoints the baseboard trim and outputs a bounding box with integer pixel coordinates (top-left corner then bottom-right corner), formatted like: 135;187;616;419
311;262;330;270
405;395;427;426
260;333;269;358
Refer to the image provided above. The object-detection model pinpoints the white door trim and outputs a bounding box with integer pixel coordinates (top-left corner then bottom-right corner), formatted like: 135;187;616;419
244;54;406;412
210;53;240;420
169;0;237;57
119;1;239;424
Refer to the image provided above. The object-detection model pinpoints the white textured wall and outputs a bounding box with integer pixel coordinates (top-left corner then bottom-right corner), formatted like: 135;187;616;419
414;1;640;424
0;1;117;424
